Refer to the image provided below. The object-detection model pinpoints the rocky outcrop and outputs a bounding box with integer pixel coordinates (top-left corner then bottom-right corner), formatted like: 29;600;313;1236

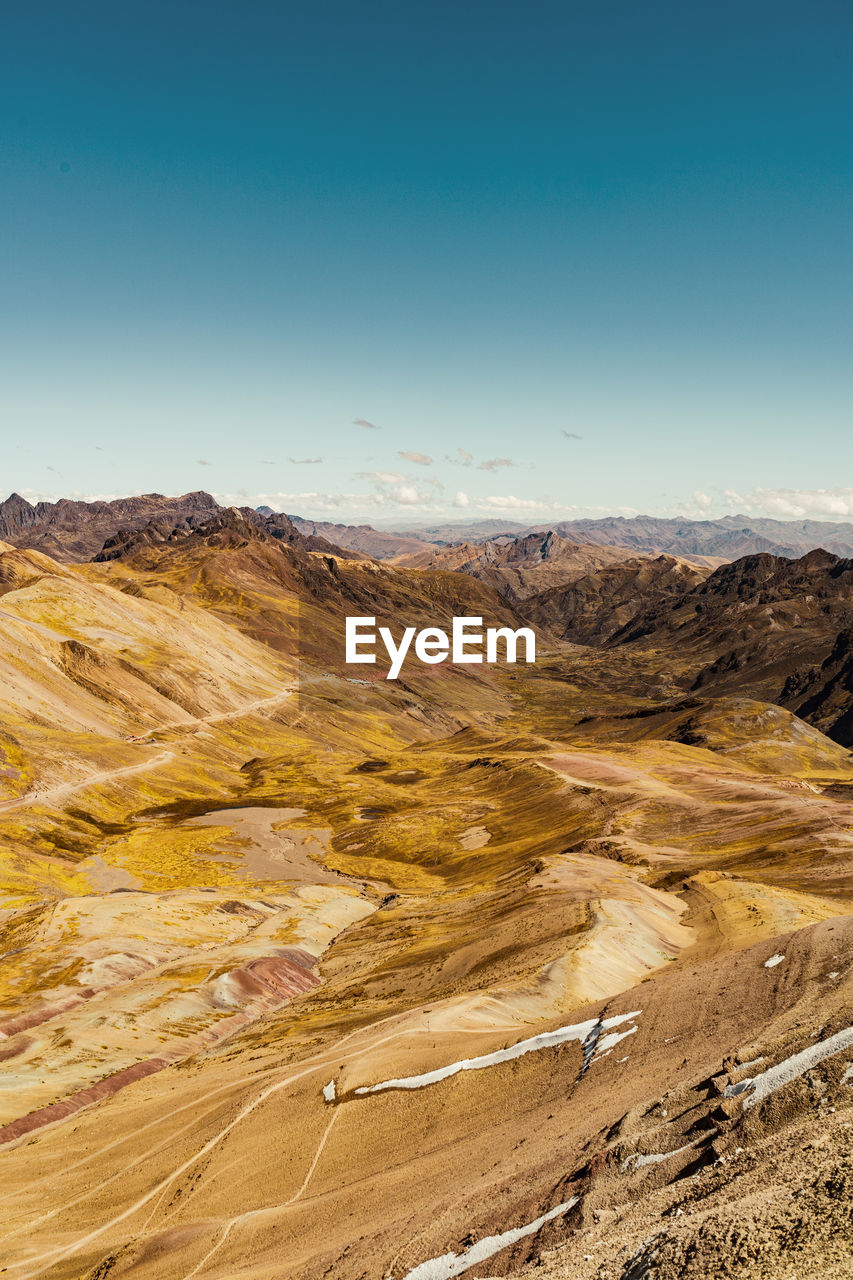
525;555;707;644
394;531;644;600
0;490;221;562
94;507;358;564
539;514;853;560
780;628;853;747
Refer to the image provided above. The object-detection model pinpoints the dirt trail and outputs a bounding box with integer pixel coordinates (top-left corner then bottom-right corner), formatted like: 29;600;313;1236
0;691;292;816
135;690;292;740
1;1015;515;1278
0;751;176;815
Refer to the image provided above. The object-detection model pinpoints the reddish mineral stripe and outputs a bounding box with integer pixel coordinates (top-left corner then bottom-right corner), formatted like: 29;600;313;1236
0;1058;170;1144
0;951;321;1145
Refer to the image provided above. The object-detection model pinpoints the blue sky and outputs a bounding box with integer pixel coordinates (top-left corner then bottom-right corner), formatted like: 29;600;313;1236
2;0;852;525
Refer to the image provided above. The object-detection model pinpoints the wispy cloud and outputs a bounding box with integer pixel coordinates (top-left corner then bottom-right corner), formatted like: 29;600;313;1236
475;494;553;511
561;431;582;440
357;470;406;486
478;457;514;472
446;449;473;466
231;491;358;514
353;417;380;430
398;450;433;466
289;457;323;464
197;459;210;466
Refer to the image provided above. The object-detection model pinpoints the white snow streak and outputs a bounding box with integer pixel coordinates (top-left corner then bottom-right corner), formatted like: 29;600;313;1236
724;1025;853;1108
764;954;785;969
402;1197;579;1280
322;1079;336;1102
351;1012;641;1096
592;1025;637;1062
621;1141;696;1173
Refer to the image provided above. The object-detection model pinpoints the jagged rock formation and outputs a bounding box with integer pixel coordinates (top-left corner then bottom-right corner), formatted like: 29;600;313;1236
288;516;435;559
526;555;708;642
523;549;853;747
407;513;853;561
540;514;853;559
0;491;369;566
0;490;222;561
781;628;853;747
93;507;355;564
392;531;643;600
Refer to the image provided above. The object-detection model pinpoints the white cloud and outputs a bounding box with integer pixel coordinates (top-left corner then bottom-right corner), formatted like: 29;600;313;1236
289;457;323;465
561;431;582;440
356;470;443;507
478;457;514;472
358;470;405;486
453;490;470;508
398;450;433;466
475;494;561;512
222;490;358;513
353;417;380;430
722;487;853;520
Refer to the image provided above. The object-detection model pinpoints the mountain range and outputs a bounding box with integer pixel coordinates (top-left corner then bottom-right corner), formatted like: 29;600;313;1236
6;489;853;565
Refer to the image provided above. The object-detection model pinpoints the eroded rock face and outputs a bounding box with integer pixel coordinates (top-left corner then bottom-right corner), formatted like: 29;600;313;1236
530;513;853;560
0;490;222;561
781;628;853;747
521;547;853;745
525;555;707;644
393;532;649;601
0;489;370;566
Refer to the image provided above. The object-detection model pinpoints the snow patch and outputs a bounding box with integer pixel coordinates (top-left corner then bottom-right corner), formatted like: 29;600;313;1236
621;1141;696;1173
764;954;785;969
724;1078;755;1097
401;1197;579;1279
322;1079;336;1102
591;1025;637;1063
724;1025;853;1108
353;1012;641;1096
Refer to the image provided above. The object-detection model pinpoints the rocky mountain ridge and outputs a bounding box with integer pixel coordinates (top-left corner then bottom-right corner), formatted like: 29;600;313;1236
382;512;853;562
391;530;648;600
523;548;853;746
